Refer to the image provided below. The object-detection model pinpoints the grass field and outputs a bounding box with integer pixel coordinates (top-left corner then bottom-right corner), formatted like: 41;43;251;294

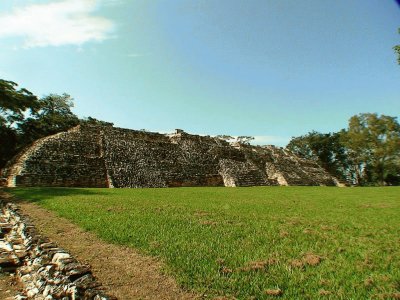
9;187;400;299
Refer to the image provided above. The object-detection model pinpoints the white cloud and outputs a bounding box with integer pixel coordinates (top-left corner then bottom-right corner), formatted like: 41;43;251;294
252;135;290;147
0;0;114;48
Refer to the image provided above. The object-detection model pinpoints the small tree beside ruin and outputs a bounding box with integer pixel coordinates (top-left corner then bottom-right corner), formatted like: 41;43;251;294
236;136;254;145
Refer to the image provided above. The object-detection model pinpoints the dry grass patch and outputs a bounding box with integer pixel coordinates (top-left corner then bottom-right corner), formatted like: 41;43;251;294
106;206;127;213
364;277;375;287
279;230;289;237
318;289;332;296
290;259;304;268
290;253;322;269
319;279;330;286
193;210;210;217
286;217;303;226
265;288;282;296
302;228;317;235
238;259;277;272
199;220;218;226
320;224;335;231
374;292;400;299
219;267;233;275
303;253;322;266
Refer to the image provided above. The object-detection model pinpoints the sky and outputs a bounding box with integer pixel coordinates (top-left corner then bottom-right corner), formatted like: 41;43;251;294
0;0;399;146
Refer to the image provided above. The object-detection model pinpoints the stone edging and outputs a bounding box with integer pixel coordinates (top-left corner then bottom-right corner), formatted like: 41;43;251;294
0;199;116;300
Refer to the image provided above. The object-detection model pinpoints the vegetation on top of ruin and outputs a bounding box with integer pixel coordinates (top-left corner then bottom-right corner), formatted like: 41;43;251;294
9;186;400;299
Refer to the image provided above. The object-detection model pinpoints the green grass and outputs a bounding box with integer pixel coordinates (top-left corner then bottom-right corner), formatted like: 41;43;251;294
9;187;400;299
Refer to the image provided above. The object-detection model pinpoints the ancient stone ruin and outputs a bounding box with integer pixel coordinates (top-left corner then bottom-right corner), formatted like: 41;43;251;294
2;125;338;188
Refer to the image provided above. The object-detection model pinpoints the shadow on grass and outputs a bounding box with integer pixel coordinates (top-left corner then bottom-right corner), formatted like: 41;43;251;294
2;187;112;203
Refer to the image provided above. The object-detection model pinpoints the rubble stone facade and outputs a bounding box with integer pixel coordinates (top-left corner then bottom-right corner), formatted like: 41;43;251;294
2;125;338;188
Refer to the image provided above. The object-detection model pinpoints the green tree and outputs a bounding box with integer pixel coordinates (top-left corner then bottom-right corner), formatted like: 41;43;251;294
0;79;117;170
0;79;39;127
341;113;400;185
18;93;80;145
0;80;40;168
236;136;254;145
215;135;234;142
0;126;18;169
80;116;113;127
287;131;349;181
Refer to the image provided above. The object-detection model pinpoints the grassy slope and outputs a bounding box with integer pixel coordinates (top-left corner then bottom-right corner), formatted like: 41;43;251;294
9;187;400;299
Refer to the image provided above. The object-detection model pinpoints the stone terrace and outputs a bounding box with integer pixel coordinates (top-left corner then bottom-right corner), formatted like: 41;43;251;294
2;125;338;188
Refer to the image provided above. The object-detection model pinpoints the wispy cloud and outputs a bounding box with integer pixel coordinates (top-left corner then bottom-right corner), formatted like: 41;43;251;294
0;0;115;48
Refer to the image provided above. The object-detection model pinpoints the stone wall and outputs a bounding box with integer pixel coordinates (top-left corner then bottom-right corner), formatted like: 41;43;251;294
3;126;108;188
2;125;338;188
0;198;115;299
246;145;336;186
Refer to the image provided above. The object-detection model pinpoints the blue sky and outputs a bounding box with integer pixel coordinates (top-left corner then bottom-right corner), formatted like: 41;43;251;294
0;0;399;146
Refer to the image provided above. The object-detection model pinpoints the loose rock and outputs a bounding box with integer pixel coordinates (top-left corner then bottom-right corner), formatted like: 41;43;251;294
0;199;116;299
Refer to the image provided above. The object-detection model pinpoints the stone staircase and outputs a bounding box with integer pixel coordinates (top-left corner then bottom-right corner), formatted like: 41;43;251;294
235;169;270;187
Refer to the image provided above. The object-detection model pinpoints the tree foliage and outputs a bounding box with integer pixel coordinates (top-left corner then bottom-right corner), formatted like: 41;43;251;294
288;113;400;185
287;131;349;181
0;79;108;169
18;94;80;145
0;79;39;127
0;126;18;168
0;80;41;167
215;135;234;142
341;113;400;185
80;116;114;127
236;136;254;145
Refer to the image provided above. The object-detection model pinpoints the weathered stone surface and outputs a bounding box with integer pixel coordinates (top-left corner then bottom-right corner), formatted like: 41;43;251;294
3;126;107;188
2;125;338;187
0;199;116;299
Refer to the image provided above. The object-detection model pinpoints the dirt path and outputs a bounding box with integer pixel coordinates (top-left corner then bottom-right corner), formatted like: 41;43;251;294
1;192;198;300
0;273;20;300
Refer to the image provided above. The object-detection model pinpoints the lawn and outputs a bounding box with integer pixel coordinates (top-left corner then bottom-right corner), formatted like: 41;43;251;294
9;187;400;299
